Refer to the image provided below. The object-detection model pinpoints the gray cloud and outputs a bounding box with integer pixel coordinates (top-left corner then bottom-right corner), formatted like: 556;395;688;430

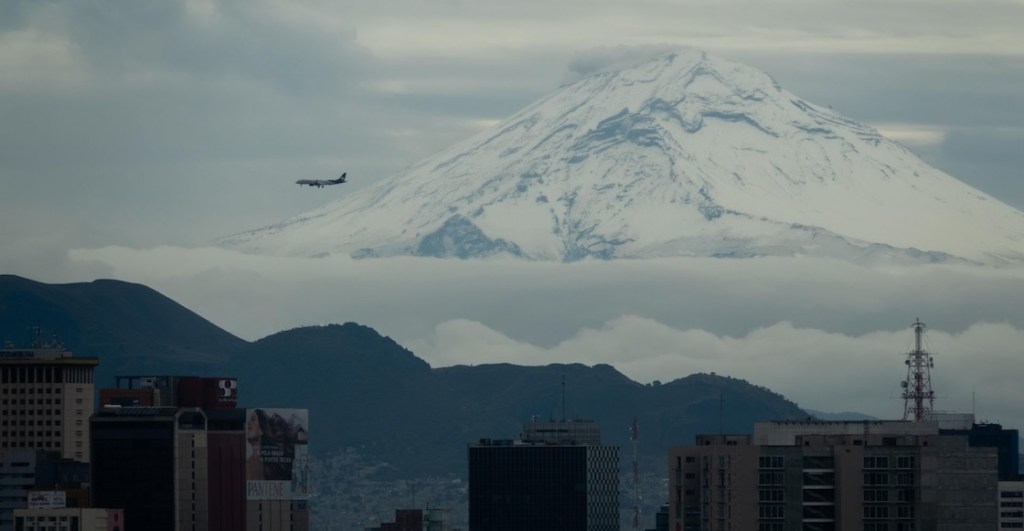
410;317;1024;430
563;45;681;83
57;247;1024;430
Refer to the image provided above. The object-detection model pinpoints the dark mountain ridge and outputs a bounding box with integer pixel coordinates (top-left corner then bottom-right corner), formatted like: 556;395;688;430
0;274;247;384
1;274;808;475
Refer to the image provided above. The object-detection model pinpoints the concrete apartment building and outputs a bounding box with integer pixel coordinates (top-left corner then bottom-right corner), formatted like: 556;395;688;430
669;420;999;531
1;347;97;463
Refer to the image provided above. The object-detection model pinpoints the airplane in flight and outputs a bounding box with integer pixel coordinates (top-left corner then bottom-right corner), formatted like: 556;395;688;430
296;173;347;188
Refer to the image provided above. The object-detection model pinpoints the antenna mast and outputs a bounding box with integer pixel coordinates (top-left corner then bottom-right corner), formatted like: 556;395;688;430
900;319;935;421
561;375;566;422
630;418;640;531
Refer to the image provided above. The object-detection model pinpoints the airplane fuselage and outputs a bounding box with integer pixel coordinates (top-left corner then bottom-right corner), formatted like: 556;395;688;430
296;173;347;188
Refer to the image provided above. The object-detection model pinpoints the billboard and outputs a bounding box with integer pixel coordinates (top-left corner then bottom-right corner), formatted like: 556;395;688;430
245;408;309;500
27;490;66;509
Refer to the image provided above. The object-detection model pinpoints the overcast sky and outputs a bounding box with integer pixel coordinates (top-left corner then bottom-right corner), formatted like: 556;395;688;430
2;1;1023;427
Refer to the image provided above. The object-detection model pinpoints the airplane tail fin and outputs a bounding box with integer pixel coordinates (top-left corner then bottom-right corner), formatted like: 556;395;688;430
337;172;347;183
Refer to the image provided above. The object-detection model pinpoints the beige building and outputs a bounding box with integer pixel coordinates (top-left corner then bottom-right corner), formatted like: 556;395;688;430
0;348;97;464
669;420;999;531
13;508;123;531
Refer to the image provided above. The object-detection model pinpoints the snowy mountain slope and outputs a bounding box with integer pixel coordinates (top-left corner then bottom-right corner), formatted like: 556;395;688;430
219;49;1024;265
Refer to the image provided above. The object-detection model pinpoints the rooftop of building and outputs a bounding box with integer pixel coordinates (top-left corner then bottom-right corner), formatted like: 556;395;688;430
0;347;98;365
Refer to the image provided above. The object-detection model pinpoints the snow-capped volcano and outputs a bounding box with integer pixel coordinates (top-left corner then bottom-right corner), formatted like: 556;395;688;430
220;49;1024;265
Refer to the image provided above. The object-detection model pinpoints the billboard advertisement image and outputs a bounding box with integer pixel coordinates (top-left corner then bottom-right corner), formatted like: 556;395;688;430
245;408;309;500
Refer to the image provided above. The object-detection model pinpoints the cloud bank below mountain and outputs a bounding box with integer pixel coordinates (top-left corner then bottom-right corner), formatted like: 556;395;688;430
63;245;1024;430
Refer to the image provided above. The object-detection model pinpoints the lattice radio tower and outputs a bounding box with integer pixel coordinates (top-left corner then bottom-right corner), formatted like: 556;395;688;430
901;318;936;421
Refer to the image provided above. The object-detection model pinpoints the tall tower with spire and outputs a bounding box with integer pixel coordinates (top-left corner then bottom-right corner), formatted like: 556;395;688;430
901;319;936;421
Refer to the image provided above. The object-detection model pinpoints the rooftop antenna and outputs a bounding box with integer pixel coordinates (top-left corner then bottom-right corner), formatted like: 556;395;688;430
561;375;567;422
900;318;936;421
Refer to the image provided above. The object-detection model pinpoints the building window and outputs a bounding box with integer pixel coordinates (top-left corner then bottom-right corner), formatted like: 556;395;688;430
864;472;889;486
758;471;785;486
758;505;784;519
864;456;889;469
897;456;915;469
864;489;889;503
759;489;784;502
864;505;890;519
759;456;784;469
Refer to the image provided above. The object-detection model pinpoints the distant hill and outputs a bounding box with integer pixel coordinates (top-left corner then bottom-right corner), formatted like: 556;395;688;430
225;323;491;475
2;274;808;475
228;325;807;475
0;274;247;385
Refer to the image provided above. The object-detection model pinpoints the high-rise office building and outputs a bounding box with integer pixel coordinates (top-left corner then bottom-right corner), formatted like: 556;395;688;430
1;347;98;463
90;406;209;531
469;419;619;531
669;420;1000;531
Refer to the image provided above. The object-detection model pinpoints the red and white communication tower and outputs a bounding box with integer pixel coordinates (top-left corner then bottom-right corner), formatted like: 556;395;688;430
630;418;640;530
901;318;936;421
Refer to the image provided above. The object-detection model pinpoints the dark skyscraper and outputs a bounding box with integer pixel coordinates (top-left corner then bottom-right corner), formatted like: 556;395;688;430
90;406;209;531
469;419;619;531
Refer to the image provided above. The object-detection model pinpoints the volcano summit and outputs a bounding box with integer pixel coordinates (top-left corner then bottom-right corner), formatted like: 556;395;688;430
220;49;1024;265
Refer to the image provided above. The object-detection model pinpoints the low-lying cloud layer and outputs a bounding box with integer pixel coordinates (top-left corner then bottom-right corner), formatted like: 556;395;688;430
64;246;1024;430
